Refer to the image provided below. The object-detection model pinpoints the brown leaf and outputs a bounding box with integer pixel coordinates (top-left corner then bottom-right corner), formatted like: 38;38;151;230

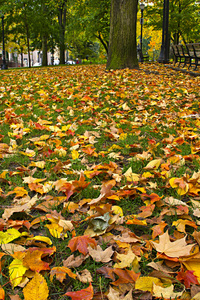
76;269;93;283
88;245;113;263
63;254;88;268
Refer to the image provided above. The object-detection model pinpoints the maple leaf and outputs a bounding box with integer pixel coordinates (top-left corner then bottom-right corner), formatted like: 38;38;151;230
64;282;93;300
50;266;76;283
114;247;139;269
88;245;114;263
176;268;199;288
112;268;140;285
107;286;133;300
23;250;50;272
151;231;195;258
23;273;49;300
68;235;97;255
63;254;88;268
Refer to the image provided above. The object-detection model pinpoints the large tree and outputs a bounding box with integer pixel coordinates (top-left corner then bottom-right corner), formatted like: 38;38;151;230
106;0;138;70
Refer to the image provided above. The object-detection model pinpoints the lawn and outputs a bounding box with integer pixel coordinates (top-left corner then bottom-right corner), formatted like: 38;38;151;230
0;63;200;300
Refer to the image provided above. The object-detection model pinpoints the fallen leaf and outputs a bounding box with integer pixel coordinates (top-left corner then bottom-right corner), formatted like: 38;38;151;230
152;283;184;299
68;235;97;255
151;231;195;258
9;259;28;288
88;245;113;263
76;269;93;283
50;266;76;283
135;276;162;292
64;282;93;300
23;250;50;272
114;247;139;269
0;287;5;300
23;272;49;300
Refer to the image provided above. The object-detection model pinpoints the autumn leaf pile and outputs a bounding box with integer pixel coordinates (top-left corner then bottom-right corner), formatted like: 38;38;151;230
0;63;200;300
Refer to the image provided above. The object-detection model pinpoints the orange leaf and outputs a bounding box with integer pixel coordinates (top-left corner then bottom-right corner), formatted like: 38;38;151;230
50;267;76;283
64;282;93;300
23;250;50;272
68;235;97;255
152;222;167;239
0;287;5;300
82;147;96;156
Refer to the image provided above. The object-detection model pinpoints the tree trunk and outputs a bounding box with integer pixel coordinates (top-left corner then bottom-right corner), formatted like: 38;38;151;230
42;35;48;66
58;2;67;64
24;4;31;68
106;0;138;70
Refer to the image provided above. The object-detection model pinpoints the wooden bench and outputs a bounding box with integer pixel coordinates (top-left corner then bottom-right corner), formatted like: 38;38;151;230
185;43;200;70
137;48;149;62
172;43;200;70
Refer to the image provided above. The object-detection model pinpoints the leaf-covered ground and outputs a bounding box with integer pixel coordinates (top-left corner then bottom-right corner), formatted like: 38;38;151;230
0;63;200;300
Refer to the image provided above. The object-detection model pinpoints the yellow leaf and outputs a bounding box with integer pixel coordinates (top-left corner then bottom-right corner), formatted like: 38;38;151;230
144;158;163;170
114;248;139;270
112;206;123;216
29;161;45;169
0;228;21;244
123;167;140;182
45;223;64;238
49;125;61;132
26;236;52;245
62;125;71;131
71;149;79;160
23;272;49;300
135;276;162;292
7;187;28;198
9;258;28;288
169;177;189;195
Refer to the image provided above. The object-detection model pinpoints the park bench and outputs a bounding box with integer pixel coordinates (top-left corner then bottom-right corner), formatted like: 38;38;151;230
172;43;200;70
137;48;149;62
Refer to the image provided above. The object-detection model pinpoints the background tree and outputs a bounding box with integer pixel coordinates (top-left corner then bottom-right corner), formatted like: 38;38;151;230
106;0;138;70
145;0;200;45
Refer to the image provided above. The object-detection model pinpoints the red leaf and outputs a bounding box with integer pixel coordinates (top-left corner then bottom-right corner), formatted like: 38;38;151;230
68;235;97;255
176;268;199;288
64;282;93;300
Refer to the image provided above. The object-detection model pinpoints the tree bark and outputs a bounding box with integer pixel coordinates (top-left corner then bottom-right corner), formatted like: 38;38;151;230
106;0;138;70
42;35;48;66
58;1;67;64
